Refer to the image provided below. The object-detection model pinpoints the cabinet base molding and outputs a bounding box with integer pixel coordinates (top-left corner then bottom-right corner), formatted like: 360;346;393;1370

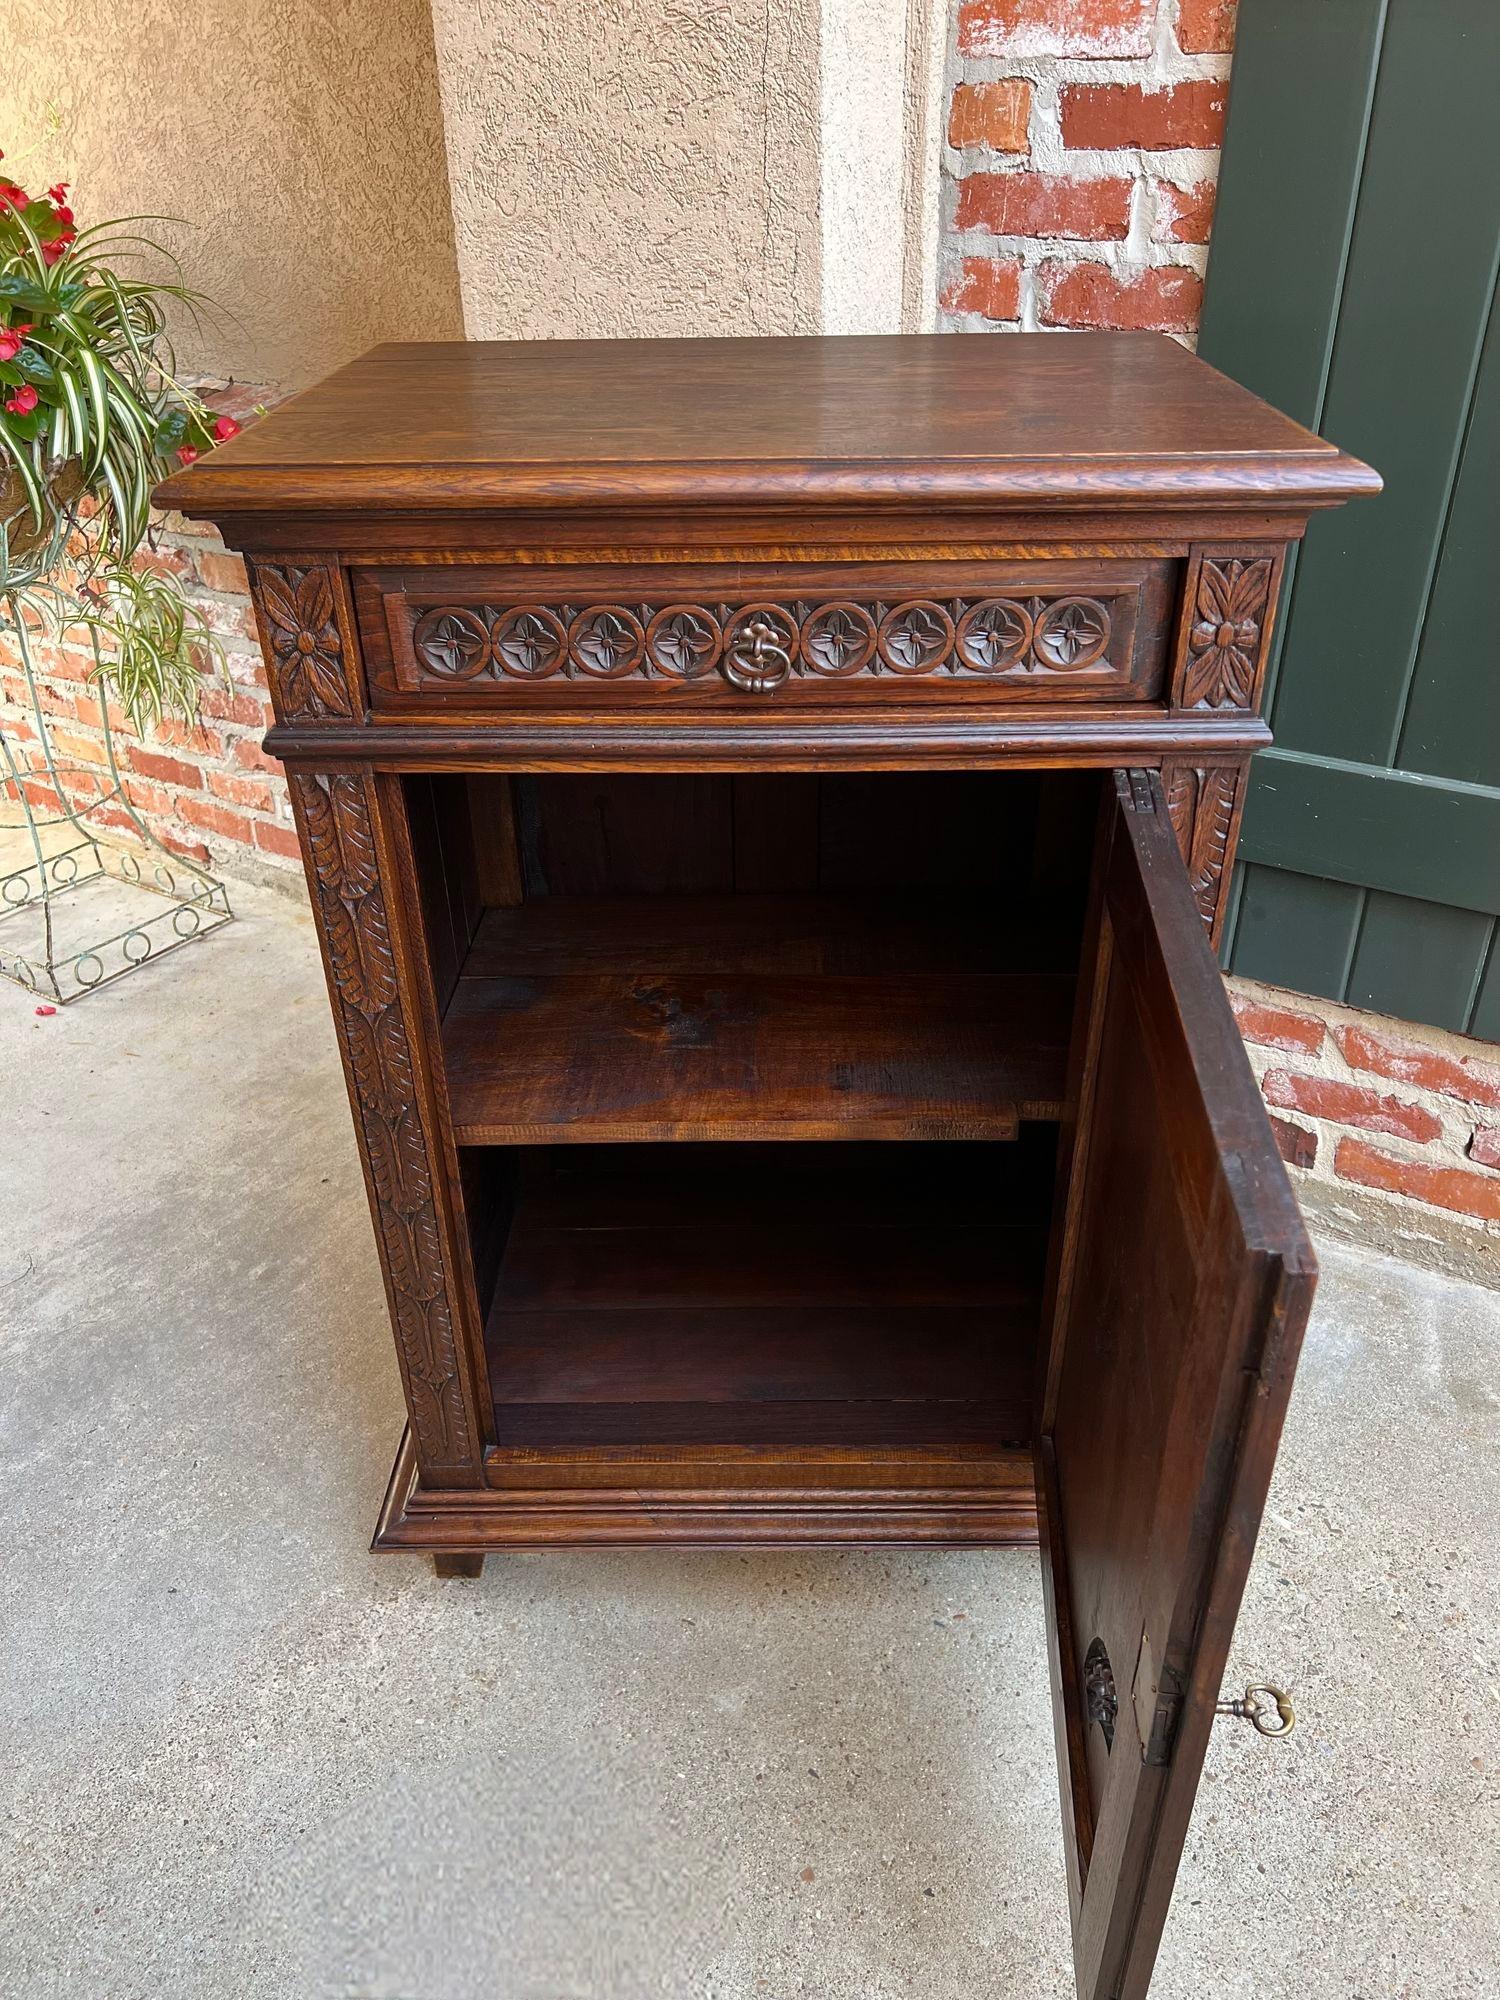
372;1428;1041;1553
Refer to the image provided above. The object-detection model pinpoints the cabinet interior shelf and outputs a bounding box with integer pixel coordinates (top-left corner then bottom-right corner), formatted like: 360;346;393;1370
483;1143;1047;1457
442;893;1074;1146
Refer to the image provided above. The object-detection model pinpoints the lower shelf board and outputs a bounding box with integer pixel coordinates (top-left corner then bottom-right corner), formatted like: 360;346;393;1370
489;1299;1031;1449
481;1144;1044;1471
493;1395;1023;1451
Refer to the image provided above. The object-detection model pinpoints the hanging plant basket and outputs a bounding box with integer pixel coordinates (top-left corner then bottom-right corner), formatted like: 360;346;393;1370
0;454;83;574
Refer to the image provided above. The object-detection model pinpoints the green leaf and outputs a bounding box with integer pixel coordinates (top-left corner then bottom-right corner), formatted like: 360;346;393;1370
14;345;58;386
99;357;155;442
19;199;67;245
96;444;131;549
0;274;54;310
56;365;88;461
3;406;46;443
75;346;108;474
153;405;192;450
3;199;49;269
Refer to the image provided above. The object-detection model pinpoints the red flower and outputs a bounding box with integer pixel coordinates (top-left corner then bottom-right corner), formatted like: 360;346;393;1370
0;322;33;363
47;183;68;203
41;231;75;266
0;183;27;211
52;204;74;228
4;383;39;415
177;445;200;466
212;414;241;442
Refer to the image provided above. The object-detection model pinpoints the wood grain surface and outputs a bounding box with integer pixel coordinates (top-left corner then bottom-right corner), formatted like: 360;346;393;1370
157;333;1378;515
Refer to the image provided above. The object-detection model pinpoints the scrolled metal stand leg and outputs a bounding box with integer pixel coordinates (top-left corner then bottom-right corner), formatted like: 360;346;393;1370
0;592;234;1002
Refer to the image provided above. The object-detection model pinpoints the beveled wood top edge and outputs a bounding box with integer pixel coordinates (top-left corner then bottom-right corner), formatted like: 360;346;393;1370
155;330;1380;518
156;451;1380;517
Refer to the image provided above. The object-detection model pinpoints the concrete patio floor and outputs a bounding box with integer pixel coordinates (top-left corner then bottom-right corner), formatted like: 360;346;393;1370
2;876;1497;2000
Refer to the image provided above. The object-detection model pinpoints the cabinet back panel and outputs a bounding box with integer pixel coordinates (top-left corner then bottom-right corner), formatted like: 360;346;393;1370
507;771;1087;902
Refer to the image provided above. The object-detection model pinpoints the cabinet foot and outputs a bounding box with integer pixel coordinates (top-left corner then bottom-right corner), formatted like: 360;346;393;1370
432;1552;486;1579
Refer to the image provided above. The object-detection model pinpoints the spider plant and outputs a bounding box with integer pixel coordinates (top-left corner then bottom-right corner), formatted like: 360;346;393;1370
0;162;240;730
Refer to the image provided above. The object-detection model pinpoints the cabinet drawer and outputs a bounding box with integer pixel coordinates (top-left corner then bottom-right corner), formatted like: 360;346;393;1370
355;559;1177;714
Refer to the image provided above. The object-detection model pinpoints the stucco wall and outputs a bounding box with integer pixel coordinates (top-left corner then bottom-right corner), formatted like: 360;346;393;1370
430;0;825;340
6;0;942;374
821;0;909;333
2;0;464;393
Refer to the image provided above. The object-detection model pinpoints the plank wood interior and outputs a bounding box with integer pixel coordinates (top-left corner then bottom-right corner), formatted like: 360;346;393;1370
484;1146;1045;1454
443;894;1073;1145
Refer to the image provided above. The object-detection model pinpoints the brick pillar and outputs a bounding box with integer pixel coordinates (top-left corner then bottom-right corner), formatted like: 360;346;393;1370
940;0;1239;335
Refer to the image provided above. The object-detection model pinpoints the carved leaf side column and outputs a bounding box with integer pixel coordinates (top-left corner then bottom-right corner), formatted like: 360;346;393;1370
1160;761;1249;947
1164;542;1290;944
251;557;489;1486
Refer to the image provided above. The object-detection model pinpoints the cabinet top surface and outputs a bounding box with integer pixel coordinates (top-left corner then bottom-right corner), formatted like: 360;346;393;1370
157;333;1378;518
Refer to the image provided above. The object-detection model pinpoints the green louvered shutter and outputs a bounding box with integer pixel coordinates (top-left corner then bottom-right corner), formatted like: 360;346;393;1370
1198;0;1500;1034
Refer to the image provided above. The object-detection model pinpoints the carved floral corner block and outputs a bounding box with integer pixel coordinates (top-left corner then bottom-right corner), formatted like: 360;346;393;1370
250;559;359;721
1162;763;1246;940
1173;549;1285;711
291;769;481;1477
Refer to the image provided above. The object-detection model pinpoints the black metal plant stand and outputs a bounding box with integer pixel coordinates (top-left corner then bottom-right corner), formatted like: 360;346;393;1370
0;591;232;1003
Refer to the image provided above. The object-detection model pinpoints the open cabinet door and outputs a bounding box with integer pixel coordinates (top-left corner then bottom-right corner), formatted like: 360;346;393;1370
1039;770;1316;2000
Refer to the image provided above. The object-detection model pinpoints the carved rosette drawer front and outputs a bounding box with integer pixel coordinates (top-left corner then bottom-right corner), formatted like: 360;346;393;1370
356;561;1175;711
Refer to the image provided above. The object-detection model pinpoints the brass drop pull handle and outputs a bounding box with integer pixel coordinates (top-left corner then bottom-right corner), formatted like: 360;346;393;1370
724;616;792;693
1215;1683;1296;1738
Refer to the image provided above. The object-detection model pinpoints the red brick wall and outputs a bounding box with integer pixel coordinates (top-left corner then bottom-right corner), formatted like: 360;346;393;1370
940;0;1236;334
1230;978;1500;1274
0;387;300;888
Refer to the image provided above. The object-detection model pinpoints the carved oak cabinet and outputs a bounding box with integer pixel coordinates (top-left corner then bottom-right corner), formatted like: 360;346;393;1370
159;335;1376;2000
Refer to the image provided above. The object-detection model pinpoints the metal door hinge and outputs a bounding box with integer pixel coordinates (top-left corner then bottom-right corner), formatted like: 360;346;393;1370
1117;767;1157;816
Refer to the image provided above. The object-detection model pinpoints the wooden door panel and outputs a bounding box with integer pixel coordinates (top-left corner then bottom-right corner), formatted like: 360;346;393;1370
1040;771;1316;2000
